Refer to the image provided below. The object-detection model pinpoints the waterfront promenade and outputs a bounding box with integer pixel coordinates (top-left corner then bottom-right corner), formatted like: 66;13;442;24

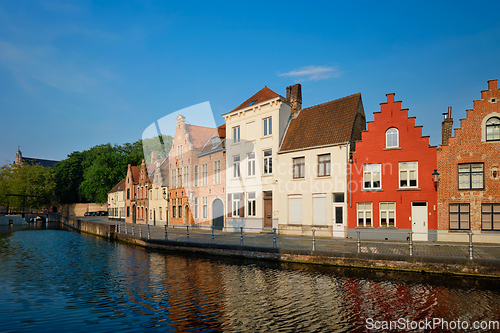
53;214;500;277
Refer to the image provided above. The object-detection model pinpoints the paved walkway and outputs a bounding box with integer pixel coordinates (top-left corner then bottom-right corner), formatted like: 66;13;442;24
80;216;500;261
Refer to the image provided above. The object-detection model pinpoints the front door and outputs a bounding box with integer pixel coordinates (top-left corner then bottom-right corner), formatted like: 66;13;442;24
263;191;273;228
332;204;345;237
411;202;428;241
212;199;224;230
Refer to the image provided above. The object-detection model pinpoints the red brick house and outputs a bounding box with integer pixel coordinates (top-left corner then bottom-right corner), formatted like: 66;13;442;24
437;79;500;242
348;93;438;241
136;159;150;224
124;164;140;223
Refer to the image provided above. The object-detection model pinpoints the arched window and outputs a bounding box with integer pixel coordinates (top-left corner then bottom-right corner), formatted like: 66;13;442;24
386;128;399;148
486;117;500;141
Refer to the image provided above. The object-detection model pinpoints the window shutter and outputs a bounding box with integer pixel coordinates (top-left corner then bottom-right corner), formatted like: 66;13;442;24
313;194;327;226
239;193;245;218
227;194;232;217
289;195;302;224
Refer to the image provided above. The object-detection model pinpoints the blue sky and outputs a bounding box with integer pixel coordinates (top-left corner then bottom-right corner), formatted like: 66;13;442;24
1;0;499;164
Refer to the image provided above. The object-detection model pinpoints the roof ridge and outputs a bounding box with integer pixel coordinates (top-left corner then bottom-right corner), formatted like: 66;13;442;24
301;92;361;112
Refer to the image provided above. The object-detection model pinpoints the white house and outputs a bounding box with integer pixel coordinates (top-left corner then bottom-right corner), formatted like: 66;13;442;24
108;178;126;220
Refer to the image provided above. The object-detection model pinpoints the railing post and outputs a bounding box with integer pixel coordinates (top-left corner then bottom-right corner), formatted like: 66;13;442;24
468;232;474;260
409;231;414;256
140;225;142;237
164;224;167;240
116;223;119;233
148;224;151;240
312;229;316;251
125;224;128;235
132;224;134;236
186;225;190;242
211;225;215;244
357;230;361;253
240;227;243;246
273;228;277;249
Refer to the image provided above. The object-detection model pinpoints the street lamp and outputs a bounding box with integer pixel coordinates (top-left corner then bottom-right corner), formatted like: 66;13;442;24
432;170;440;189
163;188;169;227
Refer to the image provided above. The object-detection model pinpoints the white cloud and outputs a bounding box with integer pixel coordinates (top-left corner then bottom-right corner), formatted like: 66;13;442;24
279;65;341;81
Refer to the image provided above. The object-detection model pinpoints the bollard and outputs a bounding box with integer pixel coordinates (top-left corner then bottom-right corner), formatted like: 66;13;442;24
468;232;474;260
273;228;277;249
186;225;190;242
240;227;244;246
211;225;215;244
148;224;151;240
164;224;167;240
125;224;128;234
140;225;142;237
312;229;316;251
409;231;414;256
357;230;361;253
116;223;119;233
132;224;134;236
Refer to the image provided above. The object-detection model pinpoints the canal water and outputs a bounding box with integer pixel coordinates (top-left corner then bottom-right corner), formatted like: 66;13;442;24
1;224;500;332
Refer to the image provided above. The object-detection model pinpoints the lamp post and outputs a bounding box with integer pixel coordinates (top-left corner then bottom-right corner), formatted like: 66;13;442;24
432;170;440;189
163;188;169;228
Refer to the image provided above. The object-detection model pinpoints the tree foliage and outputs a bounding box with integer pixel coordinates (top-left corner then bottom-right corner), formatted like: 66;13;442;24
0;163;56;211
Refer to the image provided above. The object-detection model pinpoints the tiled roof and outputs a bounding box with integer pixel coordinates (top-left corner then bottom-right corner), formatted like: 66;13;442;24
186;124;217;150
22;157;59;168
199;125;226;155
217;124;226;138
231;86;281;112
108;178;126;193
280;93;362;152
130;166;140;184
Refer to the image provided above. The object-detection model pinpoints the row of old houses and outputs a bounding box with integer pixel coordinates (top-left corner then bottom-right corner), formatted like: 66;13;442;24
107;79;500;242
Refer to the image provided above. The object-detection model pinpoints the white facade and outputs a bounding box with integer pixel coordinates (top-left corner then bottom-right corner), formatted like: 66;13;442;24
223;95;292;231
108;186;125;220
277;144;349;237
148;183;168;226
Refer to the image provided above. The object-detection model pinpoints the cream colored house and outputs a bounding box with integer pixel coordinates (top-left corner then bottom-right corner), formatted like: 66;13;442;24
277;93;366;237
222;85;299;231
107;178;126;220
148;157;169;226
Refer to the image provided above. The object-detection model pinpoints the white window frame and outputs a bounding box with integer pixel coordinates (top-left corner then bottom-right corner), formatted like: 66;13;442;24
202;164;208;186
233;155;241;178
318;154;331;177
486;117;500;141
232;193;240;217
194;165;199;187
213;160;221;184
247;192;256;216
263;149;272;175
263;117;272;136
247;152;255;176
233;126;240;143
379;202;396;227
293;157;305;179
357;203;372;227
202;197;208;219
194;197;198;219
363;164;381;190
386;127;399;148
399;161;418;188
177;145;183;159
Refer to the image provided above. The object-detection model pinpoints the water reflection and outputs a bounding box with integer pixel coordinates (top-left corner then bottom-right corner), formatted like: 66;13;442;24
0;226;499;332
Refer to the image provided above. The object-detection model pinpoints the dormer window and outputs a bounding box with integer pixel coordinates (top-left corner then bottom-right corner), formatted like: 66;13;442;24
386;128;399;148
486;117;500;141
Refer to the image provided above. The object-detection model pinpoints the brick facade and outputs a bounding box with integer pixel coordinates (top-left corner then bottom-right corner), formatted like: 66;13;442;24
437;79;500;242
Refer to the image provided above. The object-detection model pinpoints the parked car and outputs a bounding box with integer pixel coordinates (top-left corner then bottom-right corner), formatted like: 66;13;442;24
97;211;108;216
84;212;92;217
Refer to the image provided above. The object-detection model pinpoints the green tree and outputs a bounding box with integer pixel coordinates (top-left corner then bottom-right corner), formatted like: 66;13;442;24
54;151;85;203
142;135;173;163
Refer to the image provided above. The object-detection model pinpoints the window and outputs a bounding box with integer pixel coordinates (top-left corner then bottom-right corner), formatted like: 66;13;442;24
172;204;176;218
233;126;240;143
127;206;130;217
214;160;221;184
357;203;372;227
233;156;240;178
177;145;183;159
247;152;255;176
263;117;272;136
247;99;257;107
183;166;189;187
399;162;418;188
194;165;199;187
458;163;484;190
289;195;302;224
127;189;130;200
293;157;305;179
202;164;208;186
380;203;396;227
232;193;240;217
159;207;162;220
194;197;198;219
313;194;327;226
202;197;208;219
318;154;331;177
171;169;177;188
248;192;256;216
482;204;500;231
486;117;500;141
263;149;272;175
449;204;470;230
386;128;399;148
178;198;182;218
363;164;381;189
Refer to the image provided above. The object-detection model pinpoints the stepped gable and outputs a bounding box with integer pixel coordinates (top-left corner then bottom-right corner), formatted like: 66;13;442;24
231;86;282;113
280;93;362;152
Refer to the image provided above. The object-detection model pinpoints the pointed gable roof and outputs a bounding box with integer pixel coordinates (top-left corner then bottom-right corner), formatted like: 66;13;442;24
280;93;363;152
231;86;281;112
129;165;140;184
185;124;217;150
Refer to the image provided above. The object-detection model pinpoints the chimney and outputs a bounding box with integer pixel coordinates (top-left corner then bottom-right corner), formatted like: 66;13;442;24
442;106;453;146
151;151;158;164
488;79;498;91
286;83;302;117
